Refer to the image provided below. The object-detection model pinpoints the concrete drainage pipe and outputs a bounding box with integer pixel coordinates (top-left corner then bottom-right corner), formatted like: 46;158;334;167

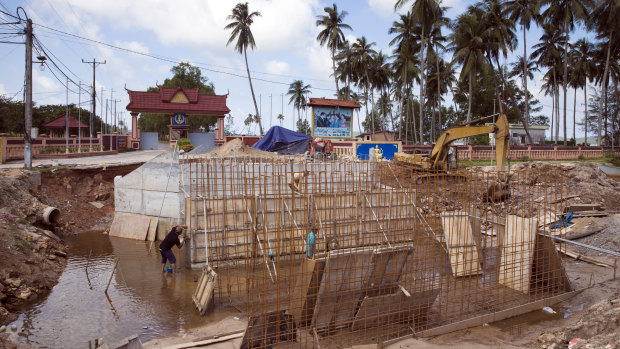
42;207;60;225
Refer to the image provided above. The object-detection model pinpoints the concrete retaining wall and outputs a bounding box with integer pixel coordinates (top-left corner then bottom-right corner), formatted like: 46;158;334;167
114;150;189;239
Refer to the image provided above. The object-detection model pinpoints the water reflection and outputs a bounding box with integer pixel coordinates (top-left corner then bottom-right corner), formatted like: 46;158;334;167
8;231;210;348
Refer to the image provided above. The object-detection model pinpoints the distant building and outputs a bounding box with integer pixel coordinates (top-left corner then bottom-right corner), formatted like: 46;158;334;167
355;130;398;142
43;114;89;138
490;123;549;145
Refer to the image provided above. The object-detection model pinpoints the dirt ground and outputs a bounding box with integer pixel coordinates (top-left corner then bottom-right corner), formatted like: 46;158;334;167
0;165;137;333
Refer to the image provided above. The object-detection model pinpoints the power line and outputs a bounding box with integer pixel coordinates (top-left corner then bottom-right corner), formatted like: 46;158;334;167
31;21;337;91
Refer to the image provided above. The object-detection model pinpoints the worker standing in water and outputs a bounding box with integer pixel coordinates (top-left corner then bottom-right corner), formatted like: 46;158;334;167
159;224;186;274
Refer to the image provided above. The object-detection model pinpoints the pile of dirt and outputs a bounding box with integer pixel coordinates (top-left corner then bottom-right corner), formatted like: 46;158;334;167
0;170;68;326
512;162;620;211
37;165;138;233
203;138;278;159
536;291;620;349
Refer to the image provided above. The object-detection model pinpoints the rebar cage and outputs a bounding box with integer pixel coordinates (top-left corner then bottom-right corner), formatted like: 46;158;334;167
184;157;571;348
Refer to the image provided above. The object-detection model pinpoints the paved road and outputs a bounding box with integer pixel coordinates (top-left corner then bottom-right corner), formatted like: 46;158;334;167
0;149;167;169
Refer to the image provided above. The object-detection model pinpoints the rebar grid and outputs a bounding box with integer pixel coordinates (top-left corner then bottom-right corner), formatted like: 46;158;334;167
185;157;571;348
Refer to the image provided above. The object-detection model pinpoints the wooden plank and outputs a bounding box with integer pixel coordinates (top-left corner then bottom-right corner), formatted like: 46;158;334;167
332;249;374;326
109;213;151;240
440;212;481;277
531;235;572;292
499;215;538;294
312;250;354;329
192;266;218;315
290;258;317;324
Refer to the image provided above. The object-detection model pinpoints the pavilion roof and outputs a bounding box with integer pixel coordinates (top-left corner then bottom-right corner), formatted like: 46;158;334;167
125;86;230;115
43;114;89;128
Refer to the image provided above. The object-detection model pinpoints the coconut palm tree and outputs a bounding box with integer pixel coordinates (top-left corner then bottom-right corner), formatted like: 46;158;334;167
287;80;312;130
277;113;285;126
316;4;353;96
531;23;565;143
506;0;541;125
570;39;595;144
541;0;593;145
351;37;377;138
588;0;620;145
450;12;489;125
389;11;419;141
335;41;354;99
395;0;441;144
225;2;263;135
508;55;539;128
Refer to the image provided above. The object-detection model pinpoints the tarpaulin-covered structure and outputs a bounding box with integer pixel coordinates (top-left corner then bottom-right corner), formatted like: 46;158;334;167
252;126;312;154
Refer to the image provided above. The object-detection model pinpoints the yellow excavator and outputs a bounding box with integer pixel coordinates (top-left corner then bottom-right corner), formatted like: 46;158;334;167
393;113;510;171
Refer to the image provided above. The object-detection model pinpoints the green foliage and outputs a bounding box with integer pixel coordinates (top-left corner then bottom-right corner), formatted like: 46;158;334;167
470;134;490;145
578;154;586;160
520;155;533;162
176;138;192;147
296;118;311;135
181;144;195;152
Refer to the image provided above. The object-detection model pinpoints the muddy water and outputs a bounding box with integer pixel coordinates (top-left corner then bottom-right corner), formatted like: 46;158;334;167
8;231;226;348
490;306;576;335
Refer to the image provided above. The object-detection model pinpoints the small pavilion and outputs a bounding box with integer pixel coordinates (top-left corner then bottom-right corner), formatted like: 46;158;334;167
125;86;230;149
43;114;89;138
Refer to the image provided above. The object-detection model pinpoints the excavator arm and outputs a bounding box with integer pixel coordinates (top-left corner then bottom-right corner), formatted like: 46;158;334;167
430;114;510;170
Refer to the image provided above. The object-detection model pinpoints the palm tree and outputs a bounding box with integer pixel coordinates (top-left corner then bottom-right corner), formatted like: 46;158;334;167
508;55;539;128
389;11;419;141
225;2;264;135
316;4;353;96
351;37;377;138
570;39;594;144
287;80;312;130
395;0;441;144
531;23;565;143
335;41;354;99
506;0;541;125
277;113;285;126
541;0;592;145
427;7;448;140
588;0;619;145
450;12;489;125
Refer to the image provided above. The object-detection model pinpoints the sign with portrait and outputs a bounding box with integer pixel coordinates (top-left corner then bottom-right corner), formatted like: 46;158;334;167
311;106;353;138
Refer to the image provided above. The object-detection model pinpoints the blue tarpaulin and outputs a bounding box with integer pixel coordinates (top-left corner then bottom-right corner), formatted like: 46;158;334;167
252;126;313;154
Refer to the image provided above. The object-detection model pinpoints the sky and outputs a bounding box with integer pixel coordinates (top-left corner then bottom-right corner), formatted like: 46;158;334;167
0;0;595;139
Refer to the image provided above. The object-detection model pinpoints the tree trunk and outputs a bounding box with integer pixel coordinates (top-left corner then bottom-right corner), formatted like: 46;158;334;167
573;86;577;143
604;80;608;144
551;85;555;142
523;25;529;124
553;67;558;144
331;47;340;97
563;22;569;145
491;56;503;114
419;28;425;144
436;41;442;140
583;79;588;146
597;32;612;146
399;62;408;141
244;49;263;135
467;70;473;123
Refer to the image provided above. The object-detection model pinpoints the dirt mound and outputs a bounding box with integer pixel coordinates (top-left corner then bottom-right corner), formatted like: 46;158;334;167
512;162;620;211
203;138;278;159
0;170;68;326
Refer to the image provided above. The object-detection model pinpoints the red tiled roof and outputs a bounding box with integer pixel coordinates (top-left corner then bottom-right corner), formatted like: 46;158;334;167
125;86;230;115
305;98;361;109
43;115;89;129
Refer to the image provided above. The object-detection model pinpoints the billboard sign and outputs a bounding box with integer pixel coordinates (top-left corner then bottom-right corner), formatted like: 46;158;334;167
312;106;353;138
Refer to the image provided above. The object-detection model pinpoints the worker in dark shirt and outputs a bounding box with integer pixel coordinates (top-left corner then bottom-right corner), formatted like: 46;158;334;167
159;224;186;274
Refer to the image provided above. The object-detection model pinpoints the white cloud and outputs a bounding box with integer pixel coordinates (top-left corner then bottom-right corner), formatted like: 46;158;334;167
264;60;290;75
0;83;6;95
368;0;395;17
114;41;150;55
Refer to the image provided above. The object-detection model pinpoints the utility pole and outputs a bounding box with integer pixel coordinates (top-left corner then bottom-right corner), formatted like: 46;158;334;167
65;77;69;154
270;94;272;129
24;18;33;169
78;81;82;152
112;98;121;149
82;59;106;152
100;87;104;150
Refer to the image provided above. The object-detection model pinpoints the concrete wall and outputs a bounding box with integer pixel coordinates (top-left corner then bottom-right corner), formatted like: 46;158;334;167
114;150;188;239
140;132;159;150
188;132;215;149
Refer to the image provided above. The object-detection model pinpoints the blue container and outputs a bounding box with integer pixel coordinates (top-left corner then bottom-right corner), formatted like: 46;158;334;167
166;266;173;273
